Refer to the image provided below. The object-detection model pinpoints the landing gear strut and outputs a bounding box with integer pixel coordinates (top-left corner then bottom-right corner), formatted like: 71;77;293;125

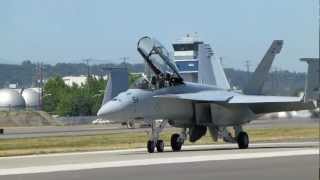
147;120;167;153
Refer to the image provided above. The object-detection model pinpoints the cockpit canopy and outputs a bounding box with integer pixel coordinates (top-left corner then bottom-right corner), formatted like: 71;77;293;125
130;76;151;90
137;36;183;82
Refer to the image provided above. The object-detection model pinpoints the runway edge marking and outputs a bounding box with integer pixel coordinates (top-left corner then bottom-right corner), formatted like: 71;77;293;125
0;141;317;160
0;149;317;176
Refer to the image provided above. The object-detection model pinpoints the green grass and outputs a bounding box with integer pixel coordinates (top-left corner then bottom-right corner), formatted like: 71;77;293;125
0;127;318;157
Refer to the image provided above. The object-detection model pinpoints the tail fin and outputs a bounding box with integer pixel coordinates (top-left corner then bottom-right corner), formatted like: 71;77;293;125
243;40;283;95
212;57;231;89
198;44;216;85
102;68;129;105
198;44;231;89
300;58;320;102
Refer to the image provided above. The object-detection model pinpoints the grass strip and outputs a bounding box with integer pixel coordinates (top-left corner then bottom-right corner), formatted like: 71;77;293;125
0;127;318;157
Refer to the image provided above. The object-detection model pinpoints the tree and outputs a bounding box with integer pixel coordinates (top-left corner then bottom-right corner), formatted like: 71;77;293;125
43;75;107;116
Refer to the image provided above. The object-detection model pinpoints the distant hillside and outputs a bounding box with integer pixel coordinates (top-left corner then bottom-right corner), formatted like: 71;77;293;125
0;60;305;96
0;60;144;88
225;68;305;96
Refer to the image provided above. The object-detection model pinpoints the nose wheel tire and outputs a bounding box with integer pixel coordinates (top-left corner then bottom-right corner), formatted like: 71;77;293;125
147;140;155;153
171;133;183;152
237;131;249;149
156;140;164;152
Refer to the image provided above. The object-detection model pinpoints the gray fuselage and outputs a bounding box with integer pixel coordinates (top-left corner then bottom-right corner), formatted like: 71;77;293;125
97;82;255;127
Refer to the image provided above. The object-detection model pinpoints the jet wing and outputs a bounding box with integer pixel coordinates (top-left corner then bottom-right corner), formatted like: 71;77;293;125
228;95;315;113
228;95;302;103
154;90;234;102
155;91;315;113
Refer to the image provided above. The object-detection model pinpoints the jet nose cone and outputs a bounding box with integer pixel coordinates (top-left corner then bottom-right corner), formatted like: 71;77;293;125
97;101;125;120
97;102;115;116
96;108;104;117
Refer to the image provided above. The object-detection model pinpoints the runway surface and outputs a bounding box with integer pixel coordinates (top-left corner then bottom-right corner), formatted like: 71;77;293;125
0;117;317;139
0;141;318;180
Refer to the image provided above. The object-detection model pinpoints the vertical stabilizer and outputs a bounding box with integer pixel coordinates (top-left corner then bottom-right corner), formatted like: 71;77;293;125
198;44;216;85
212;57;231;89
102;68;129;105
244;40;283;95
300;58;320;102
198;44;230;89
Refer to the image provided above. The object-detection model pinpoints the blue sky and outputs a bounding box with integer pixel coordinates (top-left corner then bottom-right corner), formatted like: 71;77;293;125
0;0;318;72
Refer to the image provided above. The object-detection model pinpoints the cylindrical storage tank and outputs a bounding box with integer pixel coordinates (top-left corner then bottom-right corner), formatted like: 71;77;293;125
0;89;26;111
21;89;41;109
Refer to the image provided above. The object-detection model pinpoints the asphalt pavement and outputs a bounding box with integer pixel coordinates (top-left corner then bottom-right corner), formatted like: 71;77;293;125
0;141;318;180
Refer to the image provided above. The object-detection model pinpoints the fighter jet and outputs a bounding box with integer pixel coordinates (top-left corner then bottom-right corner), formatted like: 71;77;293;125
97;36;315;153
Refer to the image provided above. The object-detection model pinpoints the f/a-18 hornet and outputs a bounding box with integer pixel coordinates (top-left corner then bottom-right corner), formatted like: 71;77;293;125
97;36;315;153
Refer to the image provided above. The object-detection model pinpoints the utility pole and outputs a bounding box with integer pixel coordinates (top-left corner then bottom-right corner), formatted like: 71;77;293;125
83;59;92;77
120;57;129;69
36;62;44;110
245;60;251;83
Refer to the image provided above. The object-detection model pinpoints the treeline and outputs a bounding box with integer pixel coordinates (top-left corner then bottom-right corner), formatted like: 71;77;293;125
225;68;305;96
43;76;106;116
0;60;144;88
43;74;141;116
0;60;306;96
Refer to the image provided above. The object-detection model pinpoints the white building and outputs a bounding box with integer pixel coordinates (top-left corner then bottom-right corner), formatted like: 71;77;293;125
62;75;108;87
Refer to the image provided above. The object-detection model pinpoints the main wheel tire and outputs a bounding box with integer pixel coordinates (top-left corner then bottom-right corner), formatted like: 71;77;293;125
147;140;155;153
171;133;183;152
237;131;249;149
156;140;164;152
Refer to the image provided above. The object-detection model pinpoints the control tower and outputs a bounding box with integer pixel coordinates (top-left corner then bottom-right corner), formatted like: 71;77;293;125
172;34;214;83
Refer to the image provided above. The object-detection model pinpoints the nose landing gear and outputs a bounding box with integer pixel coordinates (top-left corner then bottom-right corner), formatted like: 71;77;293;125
147;120;167;153
147;140;156;153
156;140;164;152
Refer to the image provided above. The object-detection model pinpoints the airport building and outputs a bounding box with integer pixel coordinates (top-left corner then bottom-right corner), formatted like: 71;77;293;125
172;34;214;83
62;75;108;87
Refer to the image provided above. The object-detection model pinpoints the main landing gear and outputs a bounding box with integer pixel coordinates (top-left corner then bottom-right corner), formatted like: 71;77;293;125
234;126;249;149
222;125;249;149
170;128;187;152
237;131;249;149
